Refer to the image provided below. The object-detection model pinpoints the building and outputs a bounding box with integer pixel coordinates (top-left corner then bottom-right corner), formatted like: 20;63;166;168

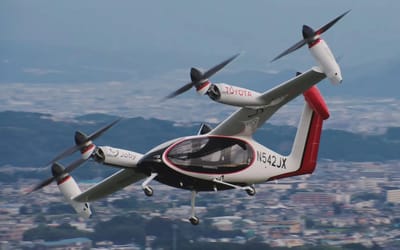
387;189;400;203
34;237;92;250
290;192;336;206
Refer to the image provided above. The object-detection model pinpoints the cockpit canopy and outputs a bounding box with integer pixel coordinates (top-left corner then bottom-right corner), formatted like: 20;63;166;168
165;136;254;174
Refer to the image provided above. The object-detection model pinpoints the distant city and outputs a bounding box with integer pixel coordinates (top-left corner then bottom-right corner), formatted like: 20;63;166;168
1;161;400;249
1;81;399;135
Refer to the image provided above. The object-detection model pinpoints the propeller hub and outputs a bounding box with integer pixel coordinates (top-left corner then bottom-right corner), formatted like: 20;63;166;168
164;53;240;100
51;163;65;177
75;131;88;146
190;67;203;83
302;25;316;40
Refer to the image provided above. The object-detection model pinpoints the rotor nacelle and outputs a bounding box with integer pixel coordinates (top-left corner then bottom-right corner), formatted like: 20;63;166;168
308;40;342;84
94;146;143;168
207;83;263;107
52;163;92;218
271;10;350;85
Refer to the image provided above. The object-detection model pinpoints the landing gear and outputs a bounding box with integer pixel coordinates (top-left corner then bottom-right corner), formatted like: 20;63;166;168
189;216;200;225
189;190;200;225
245;185;256;196
143;186;153;197
213;178;256;196
141;173;158;197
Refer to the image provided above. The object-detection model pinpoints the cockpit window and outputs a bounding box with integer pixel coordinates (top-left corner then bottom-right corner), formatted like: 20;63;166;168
166;137;254;174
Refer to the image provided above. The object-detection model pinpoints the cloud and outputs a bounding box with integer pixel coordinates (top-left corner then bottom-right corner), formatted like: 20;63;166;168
23;68;63;76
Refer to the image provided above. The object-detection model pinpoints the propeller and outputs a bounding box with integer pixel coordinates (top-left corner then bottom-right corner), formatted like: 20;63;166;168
27;119;121;194
48;118;121;164
271;10;350;62
26;159;86;194
164;53;240;99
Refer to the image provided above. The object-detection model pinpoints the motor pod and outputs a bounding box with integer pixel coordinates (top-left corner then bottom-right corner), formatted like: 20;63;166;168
271;11;349;85
93;146;143;168
53;164;91;218
308;39;342;85
207;83;263;107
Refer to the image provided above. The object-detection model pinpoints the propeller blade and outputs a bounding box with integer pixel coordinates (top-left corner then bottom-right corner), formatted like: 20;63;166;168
63;158;87;174
48;145;81;165
164;53;240;100
316;10;351;35
87;118;121;141
48;119;120;164
164;82;195;100
271;39;307;62
27;159;87;194
202;53;240;79
26;176;56;194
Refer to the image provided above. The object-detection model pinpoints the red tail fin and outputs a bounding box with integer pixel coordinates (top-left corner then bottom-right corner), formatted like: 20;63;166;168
303;86;330;120
300;86;329;172
299;112;323;174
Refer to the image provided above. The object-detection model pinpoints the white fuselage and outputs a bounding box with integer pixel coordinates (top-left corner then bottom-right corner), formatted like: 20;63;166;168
158;100;316;186
309;39;342;84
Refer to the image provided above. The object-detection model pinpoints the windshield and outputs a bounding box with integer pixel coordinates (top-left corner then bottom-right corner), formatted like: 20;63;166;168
166;137;254;174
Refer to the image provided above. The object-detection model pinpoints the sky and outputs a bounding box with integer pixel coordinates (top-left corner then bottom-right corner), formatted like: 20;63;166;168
1;0;399;70
0;1;399;133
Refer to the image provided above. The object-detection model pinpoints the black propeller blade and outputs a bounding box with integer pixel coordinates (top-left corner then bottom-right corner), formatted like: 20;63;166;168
316;10;351;35
164;53;240;100
27;158;86;194
202;53;240;80
48;118;121;164
28;175;56;194
271;39;307;62
271;10;350;62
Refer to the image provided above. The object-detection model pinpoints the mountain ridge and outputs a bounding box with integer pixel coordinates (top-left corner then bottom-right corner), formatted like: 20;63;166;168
0;111;399;169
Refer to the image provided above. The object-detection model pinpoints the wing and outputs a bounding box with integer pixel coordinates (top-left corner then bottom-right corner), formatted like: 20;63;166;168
73;168;146;202
209;67;326;136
